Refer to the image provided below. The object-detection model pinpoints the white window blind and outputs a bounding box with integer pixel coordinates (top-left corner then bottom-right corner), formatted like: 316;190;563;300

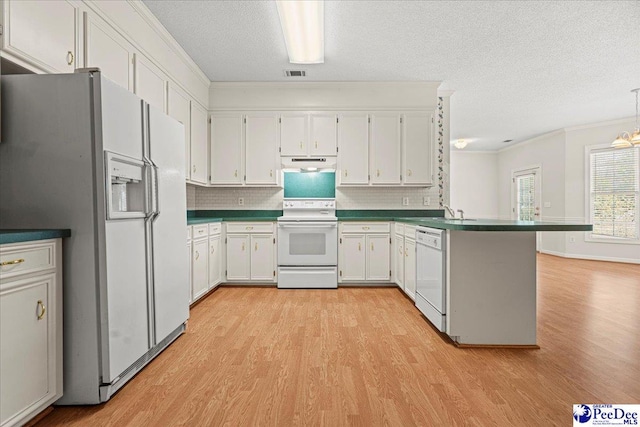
516;174;536;221
589;147;639;240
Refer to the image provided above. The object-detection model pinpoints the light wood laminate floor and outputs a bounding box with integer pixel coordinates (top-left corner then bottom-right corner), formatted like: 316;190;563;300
38;254;640;426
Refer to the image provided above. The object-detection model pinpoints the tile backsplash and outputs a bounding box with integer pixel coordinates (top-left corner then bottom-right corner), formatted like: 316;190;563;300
193;185;440;210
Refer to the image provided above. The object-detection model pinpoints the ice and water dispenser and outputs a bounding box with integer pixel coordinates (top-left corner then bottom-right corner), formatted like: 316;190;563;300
105;152;146;219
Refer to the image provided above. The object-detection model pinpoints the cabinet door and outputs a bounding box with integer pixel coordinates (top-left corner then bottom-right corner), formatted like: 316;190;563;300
84;12;134;91
337;113;369;185
339;234;366;281
5;0;76;73
395;235;405;289
245;114;279;185
370;113;401;185
0;276;53;424
208;235;222;288
134;54;166;113
280;114;307;156
190;102;208;184
187;241;192;304
366;234;391;281
191;238;209;302
226;235;250;281
167;84;191;181
210;114;243;185
404;239;417;300
310;114;337;156
403;112;433;185
250;234;275;281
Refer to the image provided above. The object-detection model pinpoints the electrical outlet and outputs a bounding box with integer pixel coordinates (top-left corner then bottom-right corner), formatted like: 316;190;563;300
569;236;575;243
423;197;430;206
238;198;244;206
544;202;551;208
402;197;409;206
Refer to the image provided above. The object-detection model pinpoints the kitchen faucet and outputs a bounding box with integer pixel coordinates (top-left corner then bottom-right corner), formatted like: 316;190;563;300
443;204;456;218
457;209;465;220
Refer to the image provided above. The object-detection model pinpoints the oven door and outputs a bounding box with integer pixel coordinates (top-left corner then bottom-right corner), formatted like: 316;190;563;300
278;221;338;266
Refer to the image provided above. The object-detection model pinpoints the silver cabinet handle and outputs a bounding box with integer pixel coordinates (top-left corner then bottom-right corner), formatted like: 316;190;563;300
377;169;381;177
66;51;74;65
241;243;245;251
407;169;412;176
193;165;196;173
234;169;238;177
344;169;348;177
211;246;214;254
195;250;200;260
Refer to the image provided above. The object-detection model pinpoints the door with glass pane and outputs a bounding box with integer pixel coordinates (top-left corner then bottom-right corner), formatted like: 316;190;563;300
512;167;541;221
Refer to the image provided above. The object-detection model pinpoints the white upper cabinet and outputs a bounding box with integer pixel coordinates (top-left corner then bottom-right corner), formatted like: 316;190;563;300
210;114;243;185
84;12;134;92
134;54;167;113
190;102;208;184
280;113;337;157
280;114;307;156
245;113;279;185
403;112;434;186
167;84;191;180
370;113;401;185
337;113;369;185
310;114;337;156
3;0;77;73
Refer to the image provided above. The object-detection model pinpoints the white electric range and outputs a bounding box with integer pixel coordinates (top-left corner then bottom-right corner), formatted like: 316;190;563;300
277;199;338;289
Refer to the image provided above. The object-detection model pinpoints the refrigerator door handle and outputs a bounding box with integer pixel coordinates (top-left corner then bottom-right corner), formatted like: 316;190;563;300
142;157;154;220
152;164;160;218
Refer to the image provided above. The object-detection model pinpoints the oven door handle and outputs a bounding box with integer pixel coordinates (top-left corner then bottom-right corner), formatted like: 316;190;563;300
278;223;337;228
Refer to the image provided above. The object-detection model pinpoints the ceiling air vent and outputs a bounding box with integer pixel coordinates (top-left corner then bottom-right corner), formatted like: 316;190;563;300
284;70;306;77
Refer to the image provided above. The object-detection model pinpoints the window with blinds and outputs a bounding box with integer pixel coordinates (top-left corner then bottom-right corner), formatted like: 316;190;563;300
589;147;639;240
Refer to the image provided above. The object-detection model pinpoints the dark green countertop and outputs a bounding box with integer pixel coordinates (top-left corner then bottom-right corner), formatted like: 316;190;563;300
0;229;71;244
187;218;223;225
394;218;593;232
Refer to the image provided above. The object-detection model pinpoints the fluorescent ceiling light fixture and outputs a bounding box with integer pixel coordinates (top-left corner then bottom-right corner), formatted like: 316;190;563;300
276;0;324;64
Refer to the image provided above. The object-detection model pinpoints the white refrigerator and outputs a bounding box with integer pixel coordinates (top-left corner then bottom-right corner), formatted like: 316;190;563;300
0;70;190;404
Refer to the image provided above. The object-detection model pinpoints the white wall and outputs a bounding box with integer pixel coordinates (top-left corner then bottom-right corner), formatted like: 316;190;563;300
497;130;567;254
563;119;639;263
450;151;499;219
495;119;639;264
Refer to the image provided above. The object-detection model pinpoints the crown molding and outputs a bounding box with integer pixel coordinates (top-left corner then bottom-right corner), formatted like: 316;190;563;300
497;129;566;153
563;116;635;132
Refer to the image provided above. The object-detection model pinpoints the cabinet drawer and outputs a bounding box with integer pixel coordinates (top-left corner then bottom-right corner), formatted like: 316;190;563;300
192;225;208;239
403;224;417;239
208;223;222;235
394;223;404;235
341;222;390;233
0;241;55;280
226;223;274;234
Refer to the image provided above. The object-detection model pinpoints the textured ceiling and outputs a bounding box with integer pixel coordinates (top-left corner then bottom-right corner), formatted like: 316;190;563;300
143;0;640;151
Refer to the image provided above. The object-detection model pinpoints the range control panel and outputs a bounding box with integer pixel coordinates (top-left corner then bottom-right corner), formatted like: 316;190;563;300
283;199;336;210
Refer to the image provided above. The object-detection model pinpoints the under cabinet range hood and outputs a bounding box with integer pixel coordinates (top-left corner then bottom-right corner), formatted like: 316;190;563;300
282;157;336;172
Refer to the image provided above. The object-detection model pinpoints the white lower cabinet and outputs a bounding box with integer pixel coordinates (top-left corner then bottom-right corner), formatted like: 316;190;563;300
0;239;63;427
339;222;391;283
188;223;222;305
393;223;417;300
225;223;276;283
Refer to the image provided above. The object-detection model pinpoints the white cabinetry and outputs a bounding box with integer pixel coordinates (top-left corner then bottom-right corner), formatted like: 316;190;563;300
280;113;337;156
210;114;243;185
339;222;391;283
2;0;77;73
134;54;167;113
0;239;63;427
225;223;276;283
393;223;417;299
337;113;369;185
188;223;222;305
210;113;279;187
83;12;134;91
167;83;192;181
190;225;209;302
245;113;279;185
189;102;208;184
370;113;402;185
403;112;434;186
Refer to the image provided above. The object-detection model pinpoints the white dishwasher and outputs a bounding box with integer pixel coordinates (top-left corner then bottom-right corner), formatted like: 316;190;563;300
415;226;446;332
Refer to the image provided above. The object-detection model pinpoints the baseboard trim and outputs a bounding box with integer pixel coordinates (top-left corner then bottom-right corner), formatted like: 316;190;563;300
454;343;540;349
24;406;54;427
539;249;640;265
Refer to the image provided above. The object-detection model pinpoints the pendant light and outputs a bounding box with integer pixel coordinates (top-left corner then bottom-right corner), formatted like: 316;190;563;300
454;139;468;149
612;88;640;148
